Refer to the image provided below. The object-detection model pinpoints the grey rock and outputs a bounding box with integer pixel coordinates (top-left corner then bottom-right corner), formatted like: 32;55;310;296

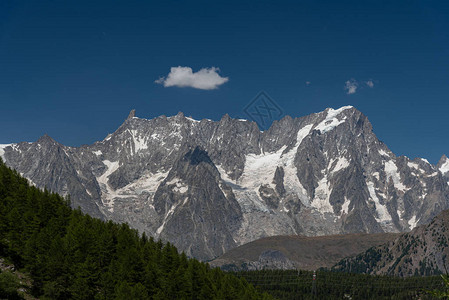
127;109;136;120
1;105;448;260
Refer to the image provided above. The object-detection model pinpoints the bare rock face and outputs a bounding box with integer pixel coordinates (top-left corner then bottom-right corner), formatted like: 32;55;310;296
152;147;242;260
127;109;136;120
1;106;448;260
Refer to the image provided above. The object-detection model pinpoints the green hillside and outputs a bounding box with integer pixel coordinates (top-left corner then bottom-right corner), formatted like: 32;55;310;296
0;158;270;299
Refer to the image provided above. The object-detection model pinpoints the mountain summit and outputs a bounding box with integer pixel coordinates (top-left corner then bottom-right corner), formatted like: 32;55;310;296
1;106;448;260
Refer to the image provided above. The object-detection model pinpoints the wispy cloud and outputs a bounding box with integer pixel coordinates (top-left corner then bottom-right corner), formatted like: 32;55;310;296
365;80;374;88
305;81;311;86
155;66;229;90
344;79;358;95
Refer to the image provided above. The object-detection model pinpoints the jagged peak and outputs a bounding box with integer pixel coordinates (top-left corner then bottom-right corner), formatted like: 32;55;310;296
220;113;231;122
322;105;355;115
127;109;136;120
37;134;56;144
438;154;449;174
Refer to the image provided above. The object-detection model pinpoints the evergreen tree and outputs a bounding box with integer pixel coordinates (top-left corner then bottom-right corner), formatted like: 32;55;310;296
0;158;268;299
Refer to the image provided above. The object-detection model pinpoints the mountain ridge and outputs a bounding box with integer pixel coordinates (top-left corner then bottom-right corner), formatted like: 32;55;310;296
1;106;448;260
332;208;449;277
209;232;400;271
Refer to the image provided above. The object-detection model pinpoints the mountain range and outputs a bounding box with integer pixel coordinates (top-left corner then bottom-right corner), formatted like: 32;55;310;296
1;106;448;260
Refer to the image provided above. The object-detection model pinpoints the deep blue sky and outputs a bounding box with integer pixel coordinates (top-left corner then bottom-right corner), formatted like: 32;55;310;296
1;0;448;163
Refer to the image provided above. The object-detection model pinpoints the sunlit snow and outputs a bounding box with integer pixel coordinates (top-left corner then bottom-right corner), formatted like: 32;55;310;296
408;215;418;229
440;159;449;175
330;157;350;173
97;160;169;212
129;129;148;153
378;149;389;157
216;124;313;213
311;175;334;213
420;158;430;164
185;117;200;123
0;144;12;161
93;150;102;156
384;160;408;192
314;106;352;134
166;177;188;193
367;181;391;222
341;197;351;214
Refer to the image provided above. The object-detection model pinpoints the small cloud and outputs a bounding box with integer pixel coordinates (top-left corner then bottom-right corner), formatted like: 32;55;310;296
305;81;311;86
155;66;229;90
344;79;358;95
365;80;374;88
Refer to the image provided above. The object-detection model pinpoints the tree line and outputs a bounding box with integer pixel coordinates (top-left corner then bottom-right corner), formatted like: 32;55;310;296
0;158;271;299
232;269;446;299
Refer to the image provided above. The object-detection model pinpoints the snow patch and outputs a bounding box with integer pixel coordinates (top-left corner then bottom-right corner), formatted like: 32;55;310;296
314;106;352;134
166;177;188;194
217;124;313;213
367;181;391;223
156;204;177;235
330;157;350;173
420;158;430;164
98;160;120;212
384;160;408;192
240;124;313;193
311;175;334;213
185;117;199;123
408;215;418;229
341;197;351;214
93;150;102;156
98;160;119;186
96;165;169;213
0;144;12;160
407;162;420;170
440;159;449;175
378;149;389;157
129;129;148;153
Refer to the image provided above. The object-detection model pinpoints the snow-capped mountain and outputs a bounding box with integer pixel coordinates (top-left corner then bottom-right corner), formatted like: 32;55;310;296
1;106;448;260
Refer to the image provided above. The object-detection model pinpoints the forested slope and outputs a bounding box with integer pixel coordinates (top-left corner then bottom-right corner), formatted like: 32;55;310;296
0;158;270;299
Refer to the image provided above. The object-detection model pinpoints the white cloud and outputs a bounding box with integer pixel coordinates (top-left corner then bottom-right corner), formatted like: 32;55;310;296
365;80;374;88
155;66;229;90
344;79;358;95
305;81;311;86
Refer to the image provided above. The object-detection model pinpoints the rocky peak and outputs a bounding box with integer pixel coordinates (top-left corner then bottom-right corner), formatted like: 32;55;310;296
219;113;232;124
438;154;449;180
152;146;242;260
183;146;214;166
438;154;448;168
175;111;185;119
127;109;136;120
36;134;59;147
